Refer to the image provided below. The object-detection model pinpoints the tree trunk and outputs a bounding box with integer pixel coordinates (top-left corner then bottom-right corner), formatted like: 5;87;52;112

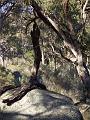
31;22;41;75
76;62;90;93
30;0;90;100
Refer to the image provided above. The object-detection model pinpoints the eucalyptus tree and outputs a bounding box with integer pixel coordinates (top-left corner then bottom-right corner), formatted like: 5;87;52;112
25;0;90;101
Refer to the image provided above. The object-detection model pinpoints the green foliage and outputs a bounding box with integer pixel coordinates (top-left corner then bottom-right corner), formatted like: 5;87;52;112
0;66;13;86
24;0;30;5
24;50;34;62
69;1;80;24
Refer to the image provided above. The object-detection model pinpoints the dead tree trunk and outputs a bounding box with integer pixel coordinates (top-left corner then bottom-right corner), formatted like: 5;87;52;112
31;21;42;75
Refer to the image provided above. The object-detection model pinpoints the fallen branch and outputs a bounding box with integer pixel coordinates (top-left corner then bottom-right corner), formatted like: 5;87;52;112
0;85;16;96
1;75;46;106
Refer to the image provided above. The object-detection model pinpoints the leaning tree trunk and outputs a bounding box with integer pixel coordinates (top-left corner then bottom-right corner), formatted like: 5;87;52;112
62;0;90;99
30;0;90;100
62;30;90;99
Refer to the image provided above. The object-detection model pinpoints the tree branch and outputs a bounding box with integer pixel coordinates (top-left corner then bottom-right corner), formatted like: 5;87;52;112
82;0;89;22
0;85;16;96
2;77;46;106
25;16;39;34
51;44;77;64
30;0;60;36
30;0;82;60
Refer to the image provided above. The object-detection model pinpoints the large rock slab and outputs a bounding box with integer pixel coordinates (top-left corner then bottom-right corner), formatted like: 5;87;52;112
0;89;83;120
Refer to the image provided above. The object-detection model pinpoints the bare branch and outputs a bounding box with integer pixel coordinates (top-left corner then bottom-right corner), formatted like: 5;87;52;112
82;0;89;22
49;43;77;64
0;85;16;96
30;0;60;36
25;16;39;34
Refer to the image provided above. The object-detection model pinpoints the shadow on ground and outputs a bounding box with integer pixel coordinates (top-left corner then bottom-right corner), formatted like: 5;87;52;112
0;111;82;120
